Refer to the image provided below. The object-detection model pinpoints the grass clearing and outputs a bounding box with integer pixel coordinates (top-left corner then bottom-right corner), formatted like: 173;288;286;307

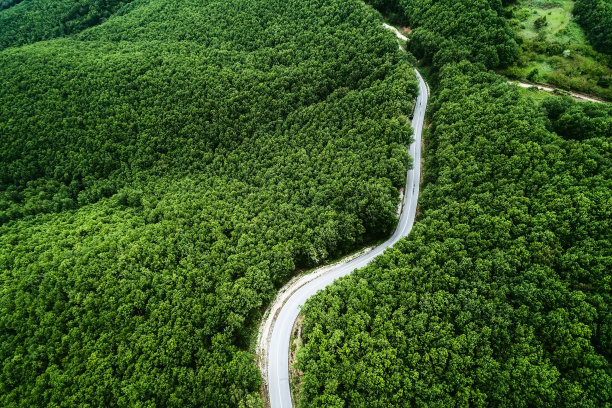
515;0;577;42
502;0;612;100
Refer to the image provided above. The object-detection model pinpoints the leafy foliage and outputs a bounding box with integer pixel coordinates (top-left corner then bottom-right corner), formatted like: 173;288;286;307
0;0;23;11
502;0;612;101
0;0;133;49
574;0;612;54
298;63;612;408
0;0;419;406
297;1;611;406
370;0;519;71
542;95;612;139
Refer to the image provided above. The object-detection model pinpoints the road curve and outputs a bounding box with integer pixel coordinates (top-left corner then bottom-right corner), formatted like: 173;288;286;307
265;28;429;408
383;23;408;41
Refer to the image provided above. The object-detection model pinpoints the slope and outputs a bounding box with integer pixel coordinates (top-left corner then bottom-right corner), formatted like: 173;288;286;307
0;0;419;406
296;0;611;406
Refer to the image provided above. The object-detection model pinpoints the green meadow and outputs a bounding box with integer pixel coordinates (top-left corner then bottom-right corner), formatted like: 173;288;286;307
502;0;612;100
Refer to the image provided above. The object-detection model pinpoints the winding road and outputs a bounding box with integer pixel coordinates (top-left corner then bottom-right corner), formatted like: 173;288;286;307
260;26;429;408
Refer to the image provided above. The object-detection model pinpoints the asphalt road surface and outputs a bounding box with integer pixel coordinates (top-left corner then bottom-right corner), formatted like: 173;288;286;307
266;27;429;408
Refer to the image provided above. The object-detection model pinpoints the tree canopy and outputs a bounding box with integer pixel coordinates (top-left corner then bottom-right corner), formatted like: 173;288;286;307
296;1;611;407
369;0;519;71
574;0;612;54
0;0;419;406
0;0;133;49
298;61;612;408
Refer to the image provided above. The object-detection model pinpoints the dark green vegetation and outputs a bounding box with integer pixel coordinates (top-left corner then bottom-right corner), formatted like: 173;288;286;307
543;94;612;138
574;0;612;54
298;70;612;408
0;0;133;49
0;0;419;406
502;0;612;100
374;0;519;71
297;1;612;407
0;0;23;12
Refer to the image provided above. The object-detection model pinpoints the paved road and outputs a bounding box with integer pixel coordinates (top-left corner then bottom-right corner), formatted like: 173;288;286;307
266;28;429;408
383;23;408;41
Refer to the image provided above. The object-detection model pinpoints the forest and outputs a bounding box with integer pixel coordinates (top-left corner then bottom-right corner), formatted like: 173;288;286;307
296;0;612;407
574;0;612;54
3;0;610;406
0;0;133;49
0;0;419;406
372;0;519;71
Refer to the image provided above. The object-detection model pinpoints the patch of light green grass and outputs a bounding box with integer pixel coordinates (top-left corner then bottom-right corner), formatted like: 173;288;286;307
503;0;612;100
514;0;573;42
515;84;555;102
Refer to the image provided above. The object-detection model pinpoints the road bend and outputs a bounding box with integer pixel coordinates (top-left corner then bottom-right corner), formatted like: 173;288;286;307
266;26;429;408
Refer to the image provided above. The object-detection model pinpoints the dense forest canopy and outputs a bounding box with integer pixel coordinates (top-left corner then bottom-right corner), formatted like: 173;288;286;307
574;0;612;54
369;0;519;70
297;0;612;407
298;65;612;407
0;0;419;406
0;0;133;49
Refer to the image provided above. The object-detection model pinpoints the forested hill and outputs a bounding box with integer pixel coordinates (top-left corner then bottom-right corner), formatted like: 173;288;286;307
0;0;419;406
0;0;133;49
296;0;612;406
574;0;612;54
370;0;519;71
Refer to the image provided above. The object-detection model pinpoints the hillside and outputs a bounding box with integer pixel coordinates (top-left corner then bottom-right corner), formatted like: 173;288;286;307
0;0;133;49
0;0;419;406
296;0;612;406
575;0;612;54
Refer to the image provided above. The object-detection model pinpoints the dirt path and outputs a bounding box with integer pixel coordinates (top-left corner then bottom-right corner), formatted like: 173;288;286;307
510;80;605;103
